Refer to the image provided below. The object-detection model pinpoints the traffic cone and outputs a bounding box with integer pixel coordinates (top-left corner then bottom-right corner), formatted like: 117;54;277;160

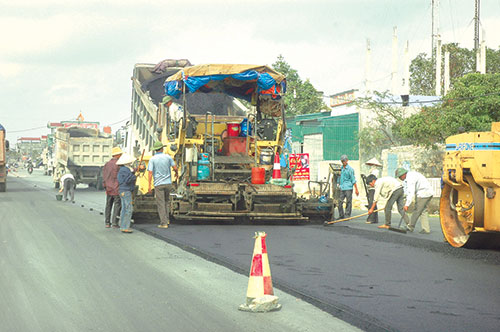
239;232;281;312
272;152;281;179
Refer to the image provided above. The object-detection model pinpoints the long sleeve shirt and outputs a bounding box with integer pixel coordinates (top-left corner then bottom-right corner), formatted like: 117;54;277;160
339;164;357;191
403;171;434;206
118;166;137;193
102;157;120;196
373;177;402;202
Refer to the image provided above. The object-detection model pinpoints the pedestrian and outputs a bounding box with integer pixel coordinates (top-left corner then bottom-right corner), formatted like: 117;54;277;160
396;168;434;234
59;172;76;203
337;154;359;219
366;174;410;229
365;158;382;177
117;153;137;234
148;141;178;228
364;158;383;224
102;146;123;228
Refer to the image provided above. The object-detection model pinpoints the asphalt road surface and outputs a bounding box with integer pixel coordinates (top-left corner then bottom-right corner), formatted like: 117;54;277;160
1;170;360;332
4;169;500;332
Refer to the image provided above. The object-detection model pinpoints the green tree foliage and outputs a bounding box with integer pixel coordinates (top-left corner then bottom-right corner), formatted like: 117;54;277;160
353;91;410;158
409;53;434;95
409;43;500;95
397;73;500;147
272;55;327;116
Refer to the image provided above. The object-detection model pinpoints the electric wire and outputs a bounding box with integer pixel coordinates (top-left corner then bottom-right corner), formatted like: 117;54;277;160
9;126;47;134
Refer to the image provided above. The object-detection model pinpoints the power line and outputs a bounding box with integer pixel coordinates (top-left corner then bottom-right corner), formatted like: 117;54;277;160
105;118;129;127
9;126;47;134
8;117;130;135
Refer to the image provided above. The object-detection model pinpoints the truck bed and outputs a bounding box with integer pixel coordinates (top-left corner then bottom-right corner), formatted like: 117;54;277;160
55;128;112;167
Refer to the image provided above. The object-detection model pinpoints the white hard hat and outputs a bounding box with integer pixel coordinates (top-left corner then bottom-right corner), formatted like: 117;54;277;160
116;153;136;165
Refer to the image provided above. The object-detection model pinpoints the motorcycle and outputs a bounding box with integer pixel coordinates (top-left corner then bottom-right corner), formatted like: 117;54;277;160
27;162;34;174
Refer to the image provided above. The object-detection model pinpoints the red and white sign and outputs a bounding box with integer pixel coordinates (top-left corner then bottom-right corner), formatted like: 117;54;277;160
61;121;99;129
289;153;310;181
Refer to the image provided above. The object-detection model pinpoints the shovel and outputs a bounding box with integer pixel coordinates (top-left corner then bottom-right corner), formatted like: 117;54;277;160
388;211;407;234
324;208;383;226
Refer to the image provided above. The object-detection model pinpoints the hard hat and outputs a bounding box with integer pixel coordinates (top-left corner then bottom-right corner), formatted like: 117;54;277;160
116;153;136;165
340;154;348;162
395;167;408;178
111;146;123;156
161;96;173;105
365;158;382;167
153;141;164;151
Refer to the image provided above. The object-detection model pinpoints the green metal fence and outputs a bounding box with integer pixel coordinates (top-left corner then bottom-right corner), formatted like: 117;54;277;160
286;112;359;160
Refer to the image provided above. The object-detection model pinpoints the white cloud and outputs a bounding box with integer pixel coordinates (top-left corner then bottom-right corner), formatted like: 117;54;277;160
0;16;74;58
0;62;23;79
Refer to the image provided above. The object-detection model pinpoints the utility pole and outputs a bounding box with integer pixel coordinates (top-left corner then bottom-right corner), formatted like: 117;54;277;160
474;0;480;50
431;0;440;59
435;38;442;96
480;29;486;73
402;40;410;96
365;39;372;95
444;51;450;94
391;26;399;95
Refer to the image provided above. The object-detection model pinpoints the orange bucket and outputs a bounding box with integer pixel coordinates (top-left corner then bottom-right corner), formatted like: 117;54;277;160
251;167;265;184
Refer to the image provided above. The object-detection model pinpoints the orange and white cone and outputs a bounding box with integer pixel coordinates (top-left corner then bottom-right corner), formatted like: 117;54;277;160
272;152;281;179
239;232;281;312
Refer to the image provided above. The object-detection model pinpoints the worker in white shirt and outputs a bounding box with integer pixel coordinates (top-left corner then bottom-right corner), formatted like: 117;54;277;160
59;172;76;203
396;168;433;234
366;174;409;229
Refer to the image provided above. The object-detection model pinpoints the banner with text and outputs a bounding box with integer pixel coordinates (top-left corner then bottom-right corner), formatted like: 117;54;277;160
289;153;310;181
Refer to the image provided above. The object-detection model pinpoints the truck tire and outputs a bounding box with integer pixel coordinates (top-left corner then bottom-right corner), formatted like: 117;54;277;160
0;182;6;192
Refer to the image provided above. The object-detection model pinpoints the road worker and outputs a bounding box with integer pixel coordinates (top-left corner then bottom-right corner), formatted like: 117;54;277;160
396;168;433;234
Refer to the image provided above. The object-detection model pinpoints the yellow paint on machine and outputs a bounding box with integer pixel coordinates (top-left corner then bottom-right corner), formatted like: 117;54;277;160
440;122;500;248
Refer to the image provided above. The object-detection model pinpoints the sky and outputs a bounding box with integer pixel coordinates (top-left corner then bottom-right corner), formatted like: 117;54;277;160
1;0;499;143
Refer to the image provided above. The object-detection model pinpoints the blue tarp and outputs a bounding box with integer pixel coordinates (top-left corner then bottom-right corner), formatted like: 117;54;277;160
165;70;281;101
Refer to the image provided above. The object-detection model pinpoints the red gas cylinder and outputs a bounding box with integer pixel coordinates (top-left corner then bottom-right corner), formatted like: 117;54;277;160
251;167;266;184
227;122;240;137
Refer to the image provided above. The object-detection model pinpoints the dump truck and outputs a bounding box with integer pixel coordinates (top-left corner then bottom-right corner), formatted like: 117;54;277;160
0;123;8;192
53;126;113;189
129;61;335;222
440;122;500;248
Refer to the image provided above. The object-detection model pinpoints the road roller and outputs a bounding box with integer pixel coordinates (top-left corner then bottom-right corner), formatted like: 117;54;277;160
440;122;500;248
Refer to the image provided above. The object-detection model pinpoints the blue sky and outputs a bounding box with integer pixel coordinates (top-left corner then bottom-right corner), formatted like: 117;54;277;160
1;0;499;142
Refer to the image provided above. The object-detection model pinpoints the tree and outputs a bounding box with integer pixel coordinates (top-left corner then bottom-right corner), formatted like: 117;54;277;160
352;90;410;158
397;73;500;147
409;53;434;95
409;43;500;95
272;55;327;116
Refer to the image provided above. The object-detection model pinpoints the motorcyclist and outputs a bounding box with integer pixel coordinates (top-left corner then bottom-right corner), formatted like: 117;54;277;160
27;158;34;174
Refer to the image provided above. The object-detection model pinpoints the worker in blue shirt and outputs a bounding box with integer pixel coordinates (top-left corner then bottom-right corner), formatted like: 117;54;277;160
338;154;359;219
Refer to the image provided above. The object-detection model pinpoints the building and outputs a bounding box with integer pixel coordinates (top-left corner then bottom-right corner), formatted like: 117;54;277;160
17;137;44;157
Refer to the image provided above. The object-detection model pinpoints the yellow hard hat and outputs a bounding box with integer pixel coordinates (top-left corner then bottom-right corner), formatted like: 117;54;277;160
111;146;123;156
